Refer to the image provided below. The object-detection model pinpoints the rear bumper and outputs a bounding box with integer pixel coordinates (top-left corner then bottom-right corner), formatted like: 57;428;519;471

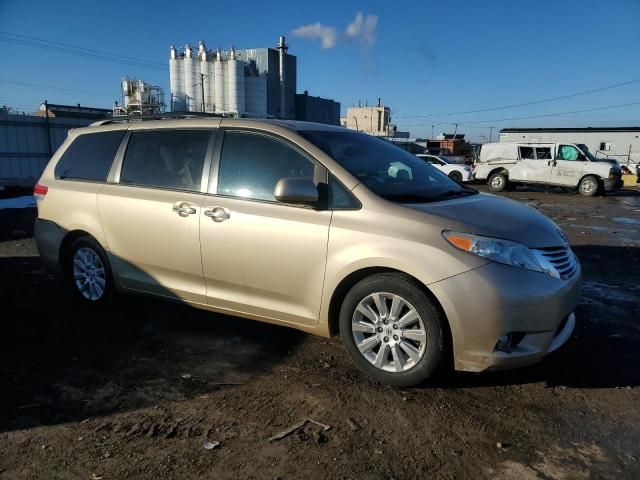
34;218;64;276
428;260;582;372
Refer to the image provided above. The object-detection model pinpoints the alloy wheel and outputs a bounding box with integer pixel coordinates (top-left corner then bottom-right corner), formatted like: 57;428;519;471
351;292;427;373
73;247;106;301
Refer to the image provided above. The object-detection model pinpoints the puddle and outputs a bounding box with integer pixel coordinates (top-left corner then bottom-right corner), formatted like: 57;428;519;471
612;217;640;226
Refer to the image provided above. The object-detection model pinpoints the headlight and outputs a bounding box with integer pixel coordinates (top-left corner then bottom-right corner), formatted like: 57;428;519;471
443;231;545;274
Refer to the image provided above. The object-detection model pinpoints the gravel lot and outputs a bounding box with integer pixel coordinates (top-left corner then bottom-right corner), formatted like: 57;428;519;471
1;185;639;479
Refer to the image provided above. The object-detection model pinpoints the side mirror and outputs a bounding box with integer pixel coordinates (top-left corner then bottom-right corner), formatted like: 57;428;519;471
274;177;318;205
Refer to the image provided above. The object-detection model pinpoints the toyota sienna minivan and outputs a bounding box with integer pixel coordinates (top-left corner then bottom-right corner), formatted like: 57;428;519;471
34;118;581;386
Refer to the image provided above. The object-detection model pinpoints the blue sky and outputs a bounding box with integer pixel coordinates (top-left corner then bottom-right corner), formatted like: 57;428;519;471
1;0;639;140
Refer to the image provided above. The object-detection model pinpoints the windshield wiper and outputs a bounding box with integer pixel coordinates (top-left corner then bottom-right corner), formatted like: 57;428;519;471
428;189;477;201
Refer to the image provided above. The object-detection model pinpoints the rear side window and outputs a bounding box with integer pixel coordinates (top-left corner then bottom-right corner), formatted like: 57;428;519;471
121;130;211;192
519;146;535;159
535;147;552;159
55;131;125;181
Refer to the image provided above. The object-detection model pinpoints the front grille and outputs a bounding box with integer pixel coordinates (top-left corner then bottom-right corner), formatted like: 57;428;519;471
535;245;578;280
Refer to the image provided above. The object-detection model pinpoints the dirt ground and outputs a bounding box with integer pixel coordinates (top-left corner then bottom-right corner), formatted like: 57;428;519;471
1;185;639;479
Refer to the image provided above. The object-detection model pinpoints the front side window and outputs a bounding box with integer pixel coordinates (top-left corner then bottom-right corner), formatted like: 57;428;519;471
218;131;315;201
120;130;211;191
55;131;125;181
299;130;475;203
557;145;583;161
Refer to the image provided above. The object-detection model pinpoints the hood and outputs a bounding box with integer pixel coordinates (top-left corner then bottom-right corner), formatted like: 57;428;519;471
405;193;566;248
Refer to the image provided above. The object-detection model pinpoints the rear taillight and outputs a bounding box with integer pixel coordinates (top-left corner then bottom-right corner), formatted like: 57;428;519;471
34;183;48;198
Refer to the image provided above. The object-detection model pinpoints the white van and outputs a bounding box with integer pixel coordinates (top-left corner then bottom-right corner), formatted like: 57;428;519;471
474;142;623;196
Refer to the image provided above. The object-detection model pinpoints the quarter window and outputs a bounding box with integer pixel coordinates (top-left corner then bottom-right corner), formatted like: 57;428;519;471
217;131;316;201
120;130;211;191
55;131;125;181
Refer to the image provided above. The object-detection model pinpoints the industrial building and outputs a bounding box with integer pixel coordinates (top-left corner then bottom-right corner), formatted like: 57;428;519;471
340;100;408;137
295;91;340;126
169;36;296;118
35;102;111;120
113;78;165;117
499;127;640;165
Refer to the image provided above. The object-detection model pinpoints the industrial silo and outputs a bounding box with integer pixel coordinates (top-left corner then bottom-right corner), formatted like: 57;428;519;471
169;46;185;111
183;44;197;112
214;49;225;114
227;47;245;115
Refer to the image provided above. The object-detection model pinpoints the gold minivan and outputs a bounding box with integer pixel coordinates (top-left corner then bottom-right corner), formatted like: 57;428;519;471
34;118;581;386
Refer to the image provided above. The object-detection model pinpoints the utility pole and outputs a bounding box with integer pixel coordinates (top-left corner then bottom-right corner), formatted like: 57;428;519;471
488;126;494;143
44;100;52;156
199;73;206;113
453;123;458;137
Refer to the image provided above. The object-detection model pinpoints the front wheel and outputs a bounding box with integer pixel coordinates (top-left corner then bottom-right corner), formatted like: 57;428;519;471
339;273;444;386
578;175;599;196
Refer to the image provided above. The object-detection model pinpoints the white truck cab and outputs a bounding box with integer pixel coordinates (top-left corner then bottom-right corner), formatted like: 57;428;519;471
474;142;623;196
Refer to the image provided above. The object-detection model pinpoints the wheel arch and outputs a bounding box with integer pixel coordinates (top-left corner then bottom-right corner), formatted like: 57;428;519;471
327;267;453;362
488;167;509;179
59;229;103;275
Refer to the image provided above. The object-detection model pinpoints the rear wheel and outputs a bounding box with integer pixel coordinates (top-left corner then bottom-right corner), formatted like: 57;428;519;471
339;273;444;386
578;175;599;196
488;172;508;192
449;170;463;183
66;237;114;306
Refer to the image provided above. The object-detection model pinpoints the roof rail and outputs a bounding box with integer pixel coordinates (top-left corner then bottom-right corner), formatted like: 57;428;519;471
89;112;230;127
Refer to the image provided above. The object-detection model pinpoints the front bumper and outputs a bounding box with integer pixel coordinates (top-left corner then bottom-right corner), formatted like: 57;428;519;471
428;260;582;372
603;176;623;191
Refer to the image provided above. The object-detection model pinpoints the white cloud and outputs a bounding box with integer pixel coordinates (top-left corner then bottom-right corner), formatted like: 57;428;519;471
345;12;378;46
291;22;338;49
291;12;378;50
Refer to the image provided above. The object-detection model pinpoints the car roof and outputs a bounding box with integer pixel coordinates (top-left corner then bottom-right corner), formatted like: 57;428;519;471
83;117;347;134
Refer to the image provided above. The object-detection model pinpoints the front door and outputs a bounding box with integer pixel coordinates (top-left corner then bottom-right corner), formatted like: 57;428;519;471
510;145;553;183
98;129;213;303
199;130;331;326
551;144;585;186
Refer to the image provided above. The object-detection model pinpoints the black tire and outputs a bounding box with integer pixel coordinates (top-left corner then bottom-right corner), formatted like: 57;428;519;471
578;175;599;197
449;171;463;183
65;236;114;307
488;172;508;192
339;273;444;387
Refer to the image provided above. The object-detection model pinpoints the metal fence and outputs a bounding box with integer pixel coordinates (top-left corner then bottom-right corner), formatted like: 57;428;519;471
0;113;92;187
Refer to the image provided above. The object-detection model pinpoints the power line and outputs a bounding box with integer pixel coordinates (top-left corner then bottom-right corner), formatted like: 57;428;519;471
397;101;640;127
0;32;167;71
394;79;640;119
0;79;117;97
0;31;166;67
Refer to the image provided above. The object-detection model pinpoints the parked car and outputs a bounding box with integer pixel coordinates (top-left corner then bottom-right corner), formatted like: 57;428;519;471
34;119;581;386
416;154;473;182
475;142;623;196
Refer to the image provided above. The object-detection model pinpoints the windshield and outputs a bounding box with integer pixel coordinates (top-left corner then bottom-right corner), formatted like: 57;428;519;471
576;144;597;161
300;130;477;203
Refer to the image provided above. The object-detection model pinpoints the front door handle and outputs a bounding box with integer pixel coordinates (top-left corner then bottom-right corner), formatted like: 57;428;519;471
204;207;230;222
173;202;197;216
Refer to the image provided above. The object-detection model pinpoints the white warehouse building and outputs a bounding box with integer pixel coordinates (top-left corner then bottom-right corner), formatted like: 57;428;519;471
500;127;640;166
169;36;296;119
